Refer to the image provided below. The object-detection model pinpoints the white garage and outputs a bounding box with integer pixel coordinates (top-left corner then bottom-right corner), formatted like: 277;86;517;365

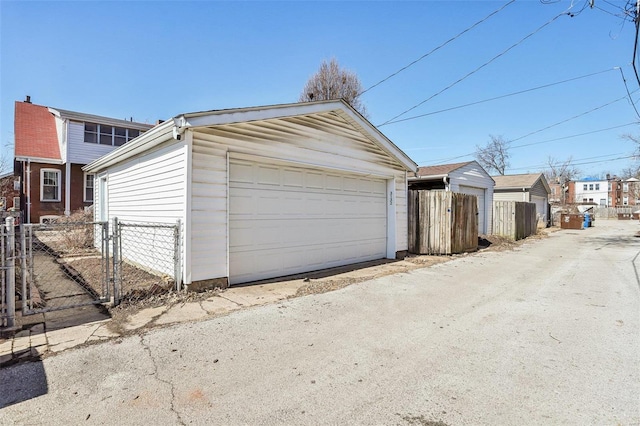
408;161;495;234
458;185;487;235
85;100;417;288
492;173;551;226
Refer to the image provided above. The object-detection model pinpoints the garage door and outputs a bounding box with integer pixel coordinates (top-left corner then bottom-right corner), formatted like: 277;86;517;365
229;158;388;284
531;196;547;225
459;185;486;234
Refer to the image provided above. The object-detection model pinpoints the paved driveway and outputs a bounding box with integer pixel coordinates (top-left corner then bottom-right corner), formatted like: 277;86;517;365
2;220;639;425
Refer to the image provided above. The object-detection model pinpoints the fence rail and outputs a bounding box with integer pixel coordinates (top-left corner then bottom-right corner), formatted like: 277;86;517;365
1;217;182;328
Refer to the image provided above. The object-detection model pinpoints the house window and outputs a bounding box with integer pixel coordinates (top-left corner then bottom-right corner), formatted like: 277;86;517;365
0;197;5;210
13;197;19;210
84;173;95;203
41;169;61;202
583;184;588;190
589;184;594;191
623;196;629;205
84;123;143;146
623;183;629;192
588;198;594;203
608;182;612;191
608;197;612;206
583;198;588;202
595;183;600;190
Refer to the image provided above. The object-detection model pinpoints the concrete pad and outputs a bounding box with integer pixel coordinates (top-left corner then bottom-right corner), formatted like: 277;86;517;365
47;320;108;353
87;324;120;341
200;296;242;315
123;306;167;331
0;340;12;357
223;280;303;306
155;302;208;326
30;332;48;348
12;336;31;353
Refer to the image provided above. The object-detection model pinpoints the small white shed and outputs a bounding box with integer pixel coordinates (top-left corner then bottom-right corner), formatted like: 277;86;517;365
408;161;495;234
84;100;417;287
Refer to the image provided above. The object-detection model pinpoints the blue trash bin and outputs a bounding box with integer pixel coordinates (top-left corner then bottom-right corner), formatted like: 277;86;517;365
584;214;590;228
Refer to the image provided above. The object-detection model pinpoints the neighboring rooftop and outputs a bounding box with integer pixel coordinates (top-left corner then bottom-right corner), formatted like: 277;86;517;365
493;173;544;189
14;101;61;161
412;161;474;178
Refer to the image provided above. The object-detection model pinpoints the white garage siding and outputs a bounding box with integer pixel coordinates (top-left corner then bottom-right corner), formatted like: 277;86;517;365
97;139;187;277
189;111;408;284
447;163;494;234
229;159;387;284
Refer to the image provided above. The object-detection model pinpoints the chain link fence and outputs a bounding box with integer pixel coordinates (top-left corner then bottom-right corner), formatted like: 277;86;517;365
1;216;182;326
114;219;181;304
21;220;111;315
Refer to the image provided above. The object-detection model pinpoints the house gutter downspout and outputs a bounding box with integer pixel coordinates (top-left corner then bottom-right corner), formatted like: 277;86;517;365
172;116;187;141
443;176;450;191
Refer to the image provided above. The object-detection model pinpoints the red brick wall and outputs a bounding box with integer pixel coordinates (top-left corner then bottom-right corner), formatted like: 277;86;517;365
22;162;92;223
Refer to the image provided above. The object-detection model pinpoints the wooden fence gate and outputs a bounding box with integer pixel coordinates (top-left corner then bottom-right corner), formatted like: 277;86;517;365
493;201;537;241
408;190;478;255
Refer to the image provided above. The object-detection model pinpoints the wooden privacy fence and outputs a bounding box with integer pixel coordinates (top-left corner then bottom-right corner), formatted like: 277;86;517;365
493;201;537;241
408;190;478;255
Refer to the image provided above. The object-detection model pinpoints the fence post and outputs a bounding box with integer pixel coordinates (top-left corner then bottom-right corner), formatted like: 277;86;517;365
112;217;120;305
174;219;181;292
4;217;16;329
20;223;27;314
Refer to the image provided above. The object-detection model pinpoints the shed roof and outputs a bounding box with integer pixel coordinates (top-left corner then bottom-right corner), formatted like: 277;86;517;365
14;101;61;161
85;100;418;173
412;161;474;178
492;173;551;193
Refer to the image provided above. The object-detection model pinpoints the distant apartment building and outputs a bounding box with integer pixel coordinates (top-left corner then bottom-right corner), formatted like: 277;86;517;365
564;176;640;207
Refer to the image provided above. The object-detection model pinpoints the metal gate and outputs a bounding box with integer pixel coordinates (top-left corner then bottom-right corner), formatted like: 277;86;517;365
1;217;181;327
21;220;112;315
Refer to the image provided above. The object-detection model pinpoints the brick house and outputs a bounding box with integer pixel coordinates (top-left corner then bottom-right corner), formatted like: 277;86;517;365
14;97;153;223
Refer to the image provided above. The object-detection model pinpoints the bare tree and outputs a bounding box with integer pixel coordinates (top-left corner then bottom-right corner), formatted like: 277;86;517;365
620;164;640;179
542;156;581;184
475;135;510;175
299;58;367;117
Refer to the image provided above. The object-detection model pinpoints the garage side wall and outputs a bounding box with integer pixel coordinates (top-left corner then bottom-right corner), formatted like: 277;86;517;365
96;138;188;279
448;163;494;234
190;123;408;283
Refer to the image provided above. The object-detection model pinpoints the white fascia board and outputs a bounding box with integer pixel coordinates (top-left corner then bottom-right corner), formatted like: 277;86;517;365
333;106;418;172
15;156;64;165
180;101;343;128
83;122;175;173
49;107;153;130
408;173;449;181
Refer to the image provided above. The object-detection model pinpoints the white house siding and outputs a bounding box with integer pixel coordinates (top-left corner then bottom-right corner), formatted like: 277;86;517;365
100;140;187;277
190;112;408;283
67;121;121;164
447;163;494;234
493;191;529;202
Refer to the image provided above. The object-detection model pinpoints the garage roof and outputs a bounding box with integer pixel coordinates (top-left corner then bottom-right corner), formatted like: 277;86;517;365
85;100;418;173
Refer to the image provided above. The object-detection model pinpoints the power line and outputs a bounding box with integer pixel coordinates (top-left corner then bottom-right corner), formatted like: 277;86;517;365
380;67;616;125
508;91;637;144
508;153;635;171
359;0;516;97
418;121;638;165
618;67;640;119
378;9;574;127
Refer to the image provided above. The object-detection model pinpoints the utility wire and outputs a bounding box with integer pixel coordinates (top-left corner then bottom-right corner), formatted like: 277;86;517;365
618;67;640;119
378;9;573;127
359;0;516;97
509;91;637;144
508;154;636;171
381;68;616;125
419;121;638;165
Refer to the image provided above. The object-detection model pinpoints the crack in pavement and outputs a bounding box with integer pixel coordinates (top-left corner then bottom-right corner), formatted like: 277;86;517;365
140;335;185;425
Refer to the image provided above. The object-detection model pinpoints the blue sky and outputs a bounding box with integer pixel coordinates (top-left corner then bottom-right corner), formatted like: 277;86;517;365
1;0;639;177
